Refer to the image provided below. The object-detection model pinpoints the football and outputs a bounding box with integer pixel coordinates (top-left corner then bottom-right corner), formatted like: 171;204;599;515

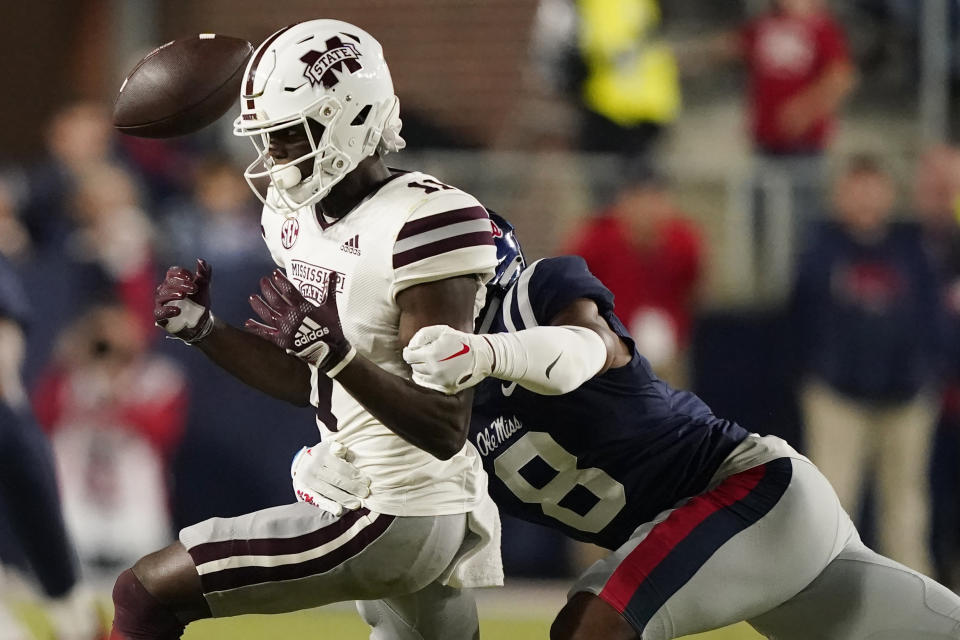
113;33;253;138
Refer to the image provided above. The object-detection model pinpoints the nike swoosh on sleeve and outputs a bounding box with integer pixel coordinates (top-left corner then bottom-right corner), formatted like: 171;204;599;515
545;352;563;379
439;342;471;362
501;381;518;396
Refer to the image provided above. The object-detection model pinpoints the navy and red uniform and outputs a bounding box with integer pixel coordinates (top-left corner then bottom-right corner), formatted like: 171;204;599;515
467;256;960;639
470;256;960;640
470;256;755;549
469;257;795;627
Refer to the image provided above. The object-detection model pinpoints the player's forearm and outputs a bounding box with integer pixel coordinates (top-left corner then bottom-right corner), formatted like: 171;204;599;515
486;325;607;395
196;317;312;406
334;356;472;459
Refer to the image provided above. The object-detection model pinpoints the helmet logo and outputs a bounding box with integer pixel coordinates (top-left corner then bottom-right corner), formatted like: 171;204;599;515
281;218;300;249
491;221;503;238
299;35;363;89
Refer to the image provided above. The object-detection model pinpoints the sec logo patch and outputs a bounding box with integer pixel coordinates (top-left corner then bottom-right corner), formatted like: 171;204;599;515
281;218;300;249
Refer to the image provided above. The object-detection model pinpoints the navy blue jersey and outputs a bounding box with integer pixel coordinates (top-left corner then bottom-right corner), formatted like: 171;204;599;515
470;256;749;550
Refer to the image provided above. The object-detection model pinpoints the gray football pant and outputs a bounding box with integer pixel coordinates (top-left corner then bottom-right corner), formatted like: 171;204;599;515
180;504;478;639
571;458;960;639
750;539;960;639
357;581;479;640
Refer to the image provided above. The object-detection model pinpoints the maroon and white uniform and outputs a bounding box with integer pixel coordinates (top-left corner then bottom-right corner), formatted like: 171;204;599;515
178;172;503;637
260;170;497;516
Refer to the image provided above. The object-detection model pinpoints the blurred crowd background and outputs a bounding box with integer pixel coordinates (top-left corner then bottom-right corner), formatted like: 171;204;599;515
1;0;960;617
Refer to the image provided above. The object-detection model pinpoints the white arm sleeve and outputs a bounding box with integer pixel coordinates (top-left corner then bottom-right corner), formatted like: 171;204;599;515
484;325;607;395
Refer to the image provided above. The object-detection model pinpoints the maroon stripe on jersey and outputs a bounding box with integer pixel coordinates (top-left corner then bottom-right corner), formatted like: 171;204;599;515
187;508;371;566
198;513;395;593
393;231;494;269
244;25;294;97
396;206;489;241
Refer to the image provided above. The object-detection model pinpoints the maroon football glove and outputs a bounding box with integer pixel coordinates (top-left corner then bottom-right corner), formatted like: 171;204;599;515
245;270;356;375
154;259;214;344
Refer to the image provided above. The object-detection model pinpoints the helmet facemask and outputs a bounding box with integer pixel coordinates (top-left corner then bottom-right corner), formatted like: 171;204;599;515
235;95;356;212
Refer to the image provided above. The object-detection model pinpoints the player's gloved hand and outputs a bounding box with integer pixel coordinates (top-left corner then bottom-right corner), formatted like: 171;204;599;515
403;325;494;395
245;270;356;376
291;440;371;516
154;259;215;344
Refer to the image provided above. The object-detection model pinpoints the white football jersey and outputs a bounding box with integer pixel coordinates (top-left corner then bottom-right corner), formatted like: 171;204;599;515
261;171;498;516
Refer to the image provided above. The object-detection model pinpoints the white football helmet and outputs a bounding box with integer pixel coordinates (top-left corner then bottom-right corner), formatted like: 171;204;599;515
233;19;405;211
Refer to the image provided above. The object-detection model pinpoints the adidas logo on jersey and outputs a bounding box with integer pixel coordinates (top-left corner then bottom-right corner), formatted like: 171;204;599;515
340;235;361;255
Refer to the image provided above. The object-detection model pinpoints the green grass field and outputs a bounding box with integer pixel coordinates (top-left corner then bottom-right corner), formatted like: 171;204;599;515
179;610;763;639
13;593;765;639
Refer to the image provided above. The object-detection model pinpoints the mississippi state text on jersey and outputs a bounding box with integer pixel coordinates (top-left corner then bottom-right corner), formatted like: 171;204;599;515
470;256;750;549
261;170;498;516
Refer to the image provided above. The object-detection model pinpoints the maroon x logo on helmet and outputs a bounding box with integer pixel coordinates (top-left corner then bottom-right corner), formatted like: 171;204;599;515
299;35;364;88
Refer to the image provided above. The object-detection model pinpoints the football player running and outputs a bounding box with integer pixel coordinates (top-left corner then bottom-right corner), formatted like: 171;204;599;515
112;19;504;640
300;222;960;639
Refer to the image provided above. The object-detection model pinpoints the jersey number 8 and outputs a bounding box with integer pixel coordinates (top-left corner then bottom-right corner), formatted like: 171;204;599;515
494;432;626;533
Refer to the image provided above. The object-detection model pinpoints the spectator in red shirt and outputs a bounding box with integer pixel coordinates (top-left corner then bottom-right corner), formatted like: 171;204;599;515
32;302;188;580
564;166;702;386
684;0;857;300
684;0;856;154
743;1;856;299
740;0;856;155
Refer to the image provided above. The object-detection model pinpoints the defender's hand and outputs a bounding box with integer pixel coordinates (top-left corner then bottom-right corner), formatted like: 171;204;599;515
403;325;494;395
154;259;214;344
245;270;355;375
291;441;371;515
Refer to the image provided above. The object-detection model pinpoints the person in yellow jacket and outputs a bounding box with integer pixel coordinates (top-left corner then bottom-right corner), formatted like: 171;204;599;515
529;0;680;156
575;0;680;154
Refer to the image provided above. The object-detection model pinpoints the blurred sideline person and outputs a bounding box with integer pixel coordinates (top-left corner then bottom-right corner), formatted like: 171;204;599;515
916;145;960;323
735;0;855;160
158;155;264;269
112;19;503;640
15;162;158;388
32;302;188;581
0;181;30;263
299;227;960;639
11;102;115;253
531;0;680;159
683;0;856;297
914;145;960;585
564;165;702;388
791;155;944;574
68;164;157;333
0;254;101;639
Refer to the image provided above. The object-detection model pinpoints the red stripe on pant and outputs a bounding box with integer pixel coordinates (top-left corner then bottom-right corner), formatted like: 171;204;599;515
599;464;768;613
